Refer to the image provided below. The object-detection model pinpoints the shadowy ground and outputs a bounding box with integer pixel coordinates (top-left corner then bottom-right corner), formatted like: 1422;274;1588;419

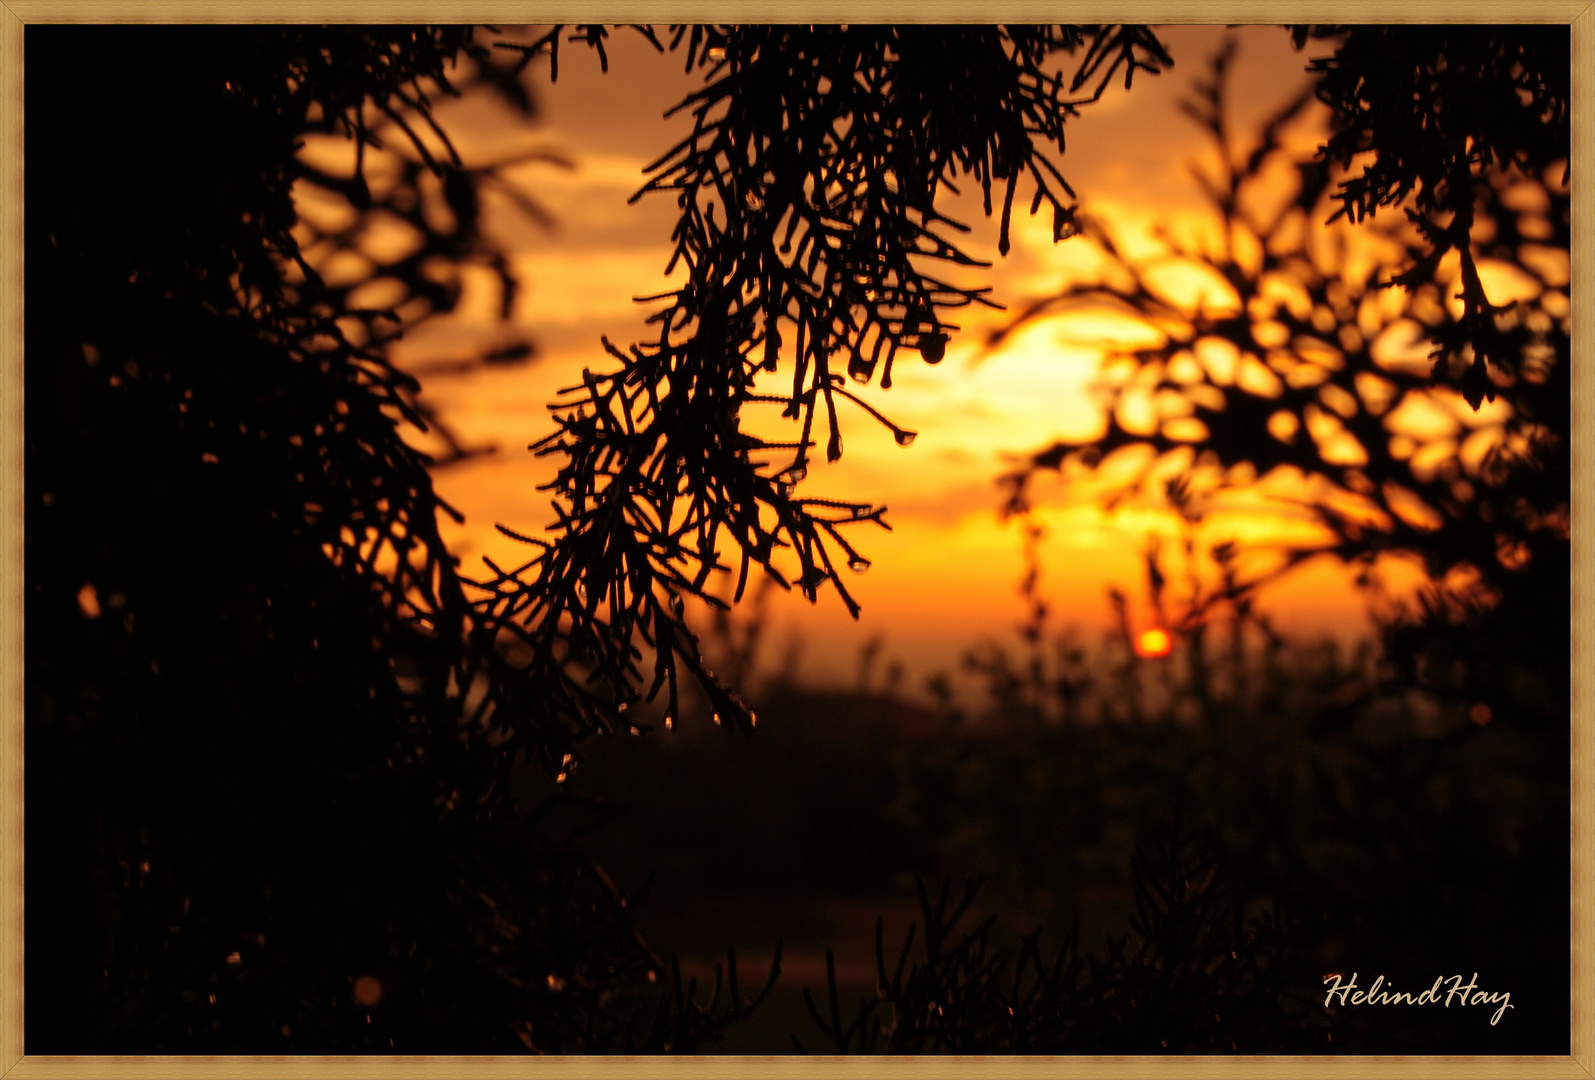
529;638;1568;1054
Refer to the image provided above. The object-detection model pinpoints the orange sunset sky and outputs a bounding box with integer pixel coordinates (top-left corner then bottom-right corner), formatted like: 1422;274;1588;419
294;25;1524;696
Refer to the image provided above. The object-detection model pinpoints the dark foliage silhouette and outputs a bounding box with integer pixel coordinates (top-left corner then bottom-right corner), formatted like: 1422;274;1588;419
790;821;1325;1054
1295;24;1568;409
509;24;1570;1056
895;593;1567;1052
998;34;1569;733
24;21;1573;1056
952;32;1569;1053
477;24;1173;739
26;25;770;1052
573;596;1565;1052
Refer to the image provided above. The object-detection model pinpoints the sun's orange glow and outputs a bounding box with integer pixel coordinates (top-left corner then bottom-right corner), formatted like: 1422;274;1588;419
1135;627;1174;658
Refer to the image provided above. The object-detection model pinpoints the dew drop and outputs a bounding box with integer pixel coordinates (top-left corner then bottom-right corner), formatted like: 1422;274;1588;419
788;464;807;483
749;712;758;727
850;368;870;384
664;716;674;730
849;557;872;574
712;713;721;725
616;701;629;714
894;430;917;447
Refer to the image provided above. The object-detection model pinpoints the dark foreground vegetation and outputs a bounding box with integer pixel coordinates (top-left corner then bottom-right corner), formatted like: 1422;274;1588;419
24;23;1569;1056
564;591;1567;1054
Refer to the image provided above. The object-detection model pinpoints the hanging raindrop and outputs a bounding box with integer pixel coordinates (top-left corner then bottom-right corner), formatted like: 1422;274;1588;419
788;464;808;483
894;430;917;447
849;557;872;574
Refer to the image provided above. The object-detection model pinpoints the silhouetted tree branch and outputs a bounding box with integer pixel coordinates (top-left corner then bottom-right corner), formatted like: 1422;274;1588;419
27;22;1571;1055
26;25;770;1052
480;24;1173;735
1294;25;1568;408
998;35;1568;730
